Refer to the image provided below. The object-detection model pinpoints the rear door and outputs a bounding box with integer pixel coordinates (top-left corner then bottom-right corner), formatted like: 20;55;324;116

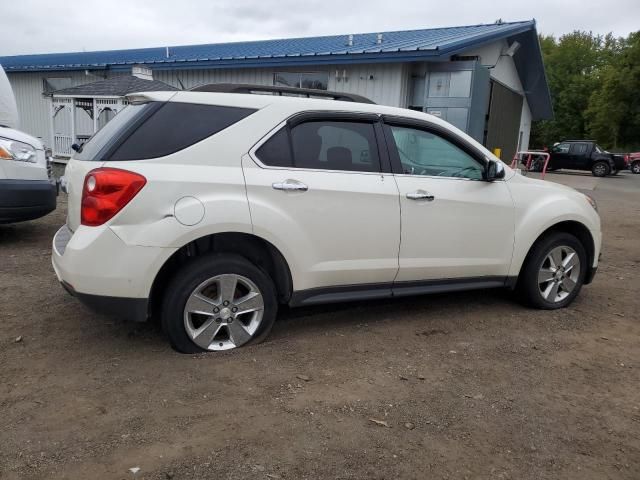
568;142;589;169
243;113;401;292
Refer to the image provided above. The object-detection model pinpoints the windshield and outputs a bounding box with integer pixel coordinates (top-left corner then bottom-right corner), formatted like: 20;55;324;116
73;103;151;161
595;144;608;153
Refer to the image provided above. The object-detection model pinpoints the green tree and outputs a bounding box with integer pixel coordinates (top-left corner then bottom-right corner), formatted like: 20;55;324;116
531;32;606;147
586;32;640;150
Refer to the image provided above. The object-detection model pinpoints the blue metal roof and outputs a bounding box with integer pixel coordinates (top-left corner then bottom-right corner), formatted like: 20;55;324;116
0;21;535;72
0;20;552;119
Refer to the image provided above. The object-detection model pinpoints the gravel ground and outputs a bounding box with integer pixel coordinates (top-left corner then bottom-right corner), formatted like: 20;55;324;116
1;170;639;480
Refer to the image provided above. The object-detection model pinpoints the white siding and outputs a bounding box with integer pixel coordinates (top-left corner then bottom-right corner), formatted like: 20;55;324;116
154;63;408;107
8;64;407;148
463;40;524;94
519;99;532;151
327;63;408;107
6;70;125;147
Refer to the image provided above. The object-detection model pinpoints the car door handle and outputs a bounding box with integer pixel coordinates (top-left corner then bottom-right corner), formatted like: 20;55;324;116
406;190;435;201
272;179;308;192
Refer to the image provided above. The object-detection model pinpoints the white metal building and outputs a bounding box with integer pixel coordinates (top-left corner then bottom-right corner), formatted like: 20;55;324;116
0;20;552;161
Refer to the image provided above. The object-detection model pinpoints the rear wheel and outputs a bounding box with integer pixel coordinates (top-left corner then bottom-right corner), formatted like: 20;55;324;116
631;161;640;174
517;232;587;309
591;161;610;177
161;254;277;353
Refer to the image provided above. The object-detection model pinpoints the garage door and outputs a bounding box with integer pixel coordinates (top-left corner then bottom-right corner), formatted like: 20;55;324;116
484;81;523;162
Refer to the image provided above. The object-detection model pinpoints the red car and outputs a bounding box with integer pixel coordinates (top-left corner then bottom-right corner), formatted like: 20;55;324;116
628;153;640;174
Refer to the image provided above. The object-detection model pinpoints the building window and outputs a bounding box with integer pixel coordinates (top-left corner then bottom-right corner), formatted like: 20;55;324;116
43;77;71;96
273;72;328;90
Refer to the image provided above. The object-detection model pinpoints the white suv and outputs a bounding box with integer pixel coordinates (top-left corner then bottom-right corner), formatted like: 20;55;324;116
52;87;602;353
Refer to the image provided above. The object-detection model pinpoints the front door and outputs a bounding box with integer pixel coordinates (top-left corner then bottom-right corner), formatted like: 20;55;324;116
551;142;571;169
382;120;515;283
243;115;401;292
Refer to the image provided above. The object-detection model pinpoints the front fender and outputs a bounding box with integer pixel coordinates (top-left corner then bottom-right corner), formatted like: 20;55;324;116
506;176;601;278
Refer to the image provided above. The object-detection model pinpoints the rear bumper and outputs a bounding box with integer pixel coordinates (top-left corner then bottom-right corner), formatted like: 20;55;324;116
60;280;149;322
52;224;177;321
0;179;57;223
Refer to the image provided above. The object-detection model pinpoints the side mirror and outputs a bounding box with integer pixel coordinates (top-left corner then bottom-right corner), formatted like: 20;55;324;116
71;143;81;152
486;160;506;181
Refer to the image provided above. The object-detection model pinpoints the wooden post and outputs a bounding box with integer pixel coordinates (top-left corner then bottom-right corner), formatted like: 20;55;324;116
49;98;56;155
70;98;76;150
93;98;98;133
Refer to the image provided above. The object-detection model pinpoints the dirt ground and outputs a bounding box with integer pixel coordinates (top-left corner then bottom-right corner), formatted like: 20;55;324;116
1;170;639;480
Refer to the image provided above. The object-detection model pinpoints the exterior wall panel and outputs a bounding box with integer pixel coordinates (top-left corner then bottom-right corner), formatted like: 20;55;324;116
6;70;125;147
5;41;528;153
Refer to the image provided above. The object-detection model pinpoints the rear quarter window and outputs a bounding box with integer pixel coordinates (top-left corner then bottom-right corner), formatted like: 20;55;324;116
107;103;256;161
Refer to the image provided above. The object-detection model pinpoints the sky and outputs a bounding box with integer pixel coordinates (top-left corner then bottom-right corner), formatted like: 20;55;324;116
1;0;638;56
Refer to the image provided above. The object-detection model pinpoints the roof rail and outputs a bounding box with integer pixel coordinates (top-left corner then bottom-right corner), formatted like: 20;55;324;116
189;83;375;104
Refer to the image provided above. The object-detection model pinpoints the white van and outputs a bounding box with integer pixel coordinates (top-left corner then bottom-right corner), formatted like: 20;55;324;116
0;64;57;223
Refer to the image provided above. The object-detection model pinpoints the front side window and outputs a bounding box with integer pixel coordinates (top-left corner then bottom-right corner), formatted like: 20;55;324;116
553;143;570;154
256;120;381;173
387;125;484;179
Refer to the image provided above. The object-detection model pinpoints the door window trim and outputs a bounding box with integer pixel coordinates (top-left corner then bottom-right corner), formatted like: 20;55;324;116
249;111;392;174
381;115;491;181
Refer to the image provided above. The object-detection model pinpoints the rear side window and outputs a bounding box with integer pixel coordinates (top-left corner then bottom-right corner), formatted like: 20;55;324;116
255;128;292;167
291;121;380;172
569;143;588;155
107;103;256;161
257;120;381;173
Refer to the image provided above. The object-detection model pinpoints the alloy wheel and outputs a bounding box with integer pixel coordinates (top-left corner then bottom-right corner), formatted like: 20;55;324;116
537;246;581;303
183;274;264;351
593;163;607;176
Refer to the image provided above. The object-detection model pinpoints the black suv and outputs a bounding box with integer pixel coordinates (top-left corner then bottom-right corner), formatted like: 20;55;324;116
547;140;627;177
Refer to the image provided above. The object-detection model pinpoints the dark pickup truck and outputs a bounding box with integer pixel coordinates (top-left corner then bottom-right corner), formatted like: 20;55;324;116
547;140;628;177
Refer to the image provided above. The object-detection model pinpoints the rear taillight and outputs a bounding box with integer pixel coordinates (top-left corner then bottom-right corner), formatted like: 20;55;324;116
81;168;146;226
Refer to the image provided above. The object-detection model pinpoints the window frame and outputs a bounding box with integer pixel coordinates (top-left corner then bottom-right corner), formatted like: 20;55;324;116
380;115;490;181
250;111;392;174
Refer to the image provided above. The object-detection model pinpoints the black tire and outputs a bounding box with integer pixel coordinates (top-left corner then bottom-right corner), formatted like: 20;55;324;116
591;161;610;177
517;232;587;310
631;161;640;174
161;253;278;353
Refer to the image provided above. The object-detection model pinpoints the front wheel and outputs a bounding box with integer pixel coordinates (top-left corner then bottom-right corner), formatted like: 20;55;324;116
161;254;278;353
517;232;587;309
591;161;610;177
631;161;640;174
